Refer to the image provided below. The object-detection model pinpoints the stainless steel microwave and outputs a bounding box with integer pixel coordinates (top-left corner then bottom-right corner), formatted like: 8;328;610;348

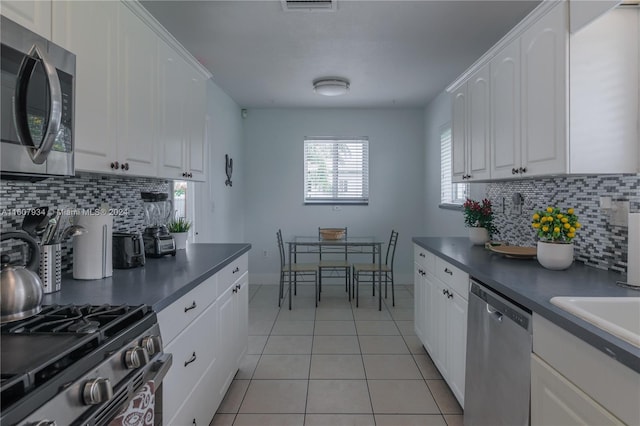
1;16;75;180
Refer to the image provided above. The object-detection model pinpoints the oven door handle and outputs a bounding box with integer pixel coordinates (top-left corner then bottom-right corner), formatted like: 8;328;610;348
14;42;62;165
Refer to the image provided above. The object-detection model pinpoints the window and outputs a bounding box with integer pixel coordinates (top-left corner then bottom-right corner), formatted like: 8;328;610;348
440;125;468;206
304;138;369;204
173;181;188;220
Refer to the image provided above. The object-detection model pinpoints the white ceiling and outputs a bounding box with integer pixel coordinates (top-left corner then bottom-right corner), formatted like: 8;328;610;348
141;0;540;108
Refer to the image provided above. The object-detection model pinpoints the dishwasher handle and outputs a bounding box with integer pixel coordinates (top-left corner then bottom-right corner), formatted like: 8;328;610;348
470;279;531;333
486;305;504;322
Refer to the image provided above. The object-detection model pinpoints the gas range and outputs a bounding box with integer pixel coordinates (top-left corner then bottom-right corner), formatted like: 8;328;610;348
0;304;172;426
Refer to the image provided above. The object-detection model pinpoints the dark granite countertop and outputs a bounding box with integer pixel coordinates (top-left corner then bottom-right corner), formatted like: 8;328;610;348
413;237;640;373
43;243;251;312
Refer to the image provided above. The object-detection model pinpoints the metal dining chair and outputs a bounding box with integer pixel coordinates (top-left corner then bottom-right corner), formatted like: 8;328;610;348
277;229;318;307
352;230;399;307
317;227;350;300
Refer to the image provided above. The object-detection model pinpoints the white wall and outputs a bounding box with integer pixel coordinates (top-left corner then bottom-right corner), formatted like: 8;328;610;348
244;108;426;285
193;79;245;243
423;91;485;236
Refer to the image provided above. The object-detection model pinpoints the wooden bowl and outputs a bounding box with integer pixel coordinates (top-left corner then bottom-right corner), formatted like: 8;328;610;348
320;228;345;240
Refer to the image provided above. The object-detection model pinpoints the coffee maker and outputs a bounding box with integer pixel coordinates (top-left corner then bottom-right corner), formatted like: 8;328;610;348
141;192;176;257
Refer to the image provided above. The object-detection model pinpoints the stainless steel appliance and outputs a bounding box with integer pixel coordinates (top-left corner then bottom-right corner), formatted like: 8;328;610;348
141;193;175;258
0;231;43;323
1;16;75;180
465;279;532;426
0;304;172;426
112;232;145;269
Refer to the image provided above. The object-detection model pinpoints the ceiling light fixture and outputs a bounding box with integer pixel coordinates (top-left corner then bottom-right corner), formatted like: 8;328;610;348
313;78;350;96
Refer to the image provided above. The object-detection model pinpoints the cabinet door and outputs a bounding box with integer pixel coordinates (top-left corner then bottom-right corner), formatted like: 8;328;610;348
451;87;467;183
491;41;521;179
422;271;437;357
446;289;467;407
413;263;426;342
1;1;51;38
531;354;623;426
157;39;187;180
167;356;219;426
52;1;118;174
117;5;157;177
467;65;491;181
234;272;249;365
431;279;449;378
217;282;237;401
186;68;207;181
521;2;567;176
163;299;218;422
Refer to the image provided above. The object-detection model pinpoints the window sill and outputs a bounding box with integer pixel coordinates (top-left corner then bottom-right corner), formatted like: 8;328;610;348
439;203;463;211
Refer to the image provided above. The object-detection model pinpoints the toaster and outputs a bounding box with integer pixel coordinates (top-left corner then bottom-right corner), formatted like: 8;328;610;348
112;232;145;269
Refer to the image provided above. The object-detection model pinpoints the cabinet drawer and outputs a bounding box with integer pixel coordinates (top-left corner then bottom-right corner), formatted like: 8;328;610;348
217;253;248;297
166;352;221;426
414;244;435;271
163;299;218;422
157;274;217;344
434;257;469;298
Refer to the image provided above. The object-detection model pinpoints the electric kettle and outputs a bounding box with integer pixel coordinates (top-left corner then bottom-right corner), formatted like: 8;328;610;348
0;231;43;323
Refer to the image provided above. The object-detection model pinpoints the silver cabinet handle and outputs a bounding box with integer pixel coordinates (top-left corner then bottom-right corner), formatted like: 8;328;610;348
184;352;197;367
233;266;240;274
184;301;197;312
444;268;453;276
15;43;62;164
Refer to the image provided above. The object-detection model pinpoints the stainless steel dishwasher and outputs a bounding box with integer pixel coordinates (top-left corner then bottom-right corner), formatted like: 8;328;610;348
464;279;532;426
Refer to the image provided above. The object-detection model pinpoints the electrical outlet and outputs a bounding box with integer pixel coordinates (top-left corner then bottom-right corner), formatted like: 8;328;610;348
262;250;268;257
611;200;630;227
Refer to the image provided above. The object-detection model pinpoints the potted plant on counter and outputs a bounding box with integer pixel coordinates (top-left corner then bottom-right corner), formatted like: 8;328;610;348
167;217;191;250
531;206;581;270
463;198;498;245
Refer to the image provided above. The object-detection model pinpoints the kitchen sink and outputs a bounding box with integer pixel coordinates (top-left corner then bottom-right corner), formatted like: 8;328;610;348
550;297;640;348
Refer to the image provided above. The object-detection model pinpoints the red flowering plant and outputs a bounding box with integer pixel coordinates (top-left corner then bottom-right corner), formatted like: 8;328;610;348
462;198;498;238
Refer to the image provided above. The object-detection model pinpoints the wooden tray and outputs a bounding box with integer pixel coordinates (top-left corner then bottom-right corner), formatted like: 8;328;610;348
488;244;537;259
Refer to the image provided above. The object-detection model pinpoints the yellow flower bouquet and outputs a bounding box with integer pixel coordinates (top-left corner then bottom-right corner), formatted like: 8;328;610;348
531;206;581;243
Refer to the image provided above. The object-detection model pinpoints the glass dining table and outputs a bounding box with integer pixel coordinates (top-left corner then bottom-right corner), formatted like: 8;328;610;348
286;236;384;310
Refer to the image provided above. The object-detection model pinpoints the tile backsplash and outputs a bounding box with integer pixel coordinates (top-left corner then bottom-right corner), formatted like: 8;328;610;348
486;174;639;273
1;173;170;272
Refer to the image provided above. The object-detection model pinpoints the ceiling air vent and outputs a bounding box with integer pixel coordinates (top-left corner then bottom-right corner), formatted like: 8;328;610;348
281;0;337;12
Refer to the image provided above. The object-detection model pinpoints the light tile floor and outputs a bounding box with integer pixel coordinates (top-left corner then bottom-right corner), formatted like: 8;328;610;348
210;283;464;426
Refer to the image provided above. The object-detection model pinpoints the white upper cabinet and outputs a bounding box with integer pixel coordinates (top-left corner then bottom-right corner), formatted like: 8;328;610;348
52;0;211;179
1;1;51;38
491;40;521;179
158;42;207;182
466;65;491;181
117;4;158;177
568;6;639;174
520;1;567;177
52;1;119;174
157;39;188;180
185;69;207;181
451;64;491;183
449;1;639;180
451;89;467;182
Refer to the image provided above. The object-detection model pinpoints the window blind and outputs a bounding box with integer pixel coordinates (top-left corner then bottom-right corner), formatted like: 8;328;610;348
440;127;467;205
304;138;369;204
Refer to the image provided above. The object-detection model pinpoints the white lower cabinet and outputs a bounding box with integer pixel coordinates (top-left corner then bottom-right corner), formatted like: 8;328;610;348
532;314;638;426
159;253;249;426
531;354;623;426
164;298;218;423
413;244;468;407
